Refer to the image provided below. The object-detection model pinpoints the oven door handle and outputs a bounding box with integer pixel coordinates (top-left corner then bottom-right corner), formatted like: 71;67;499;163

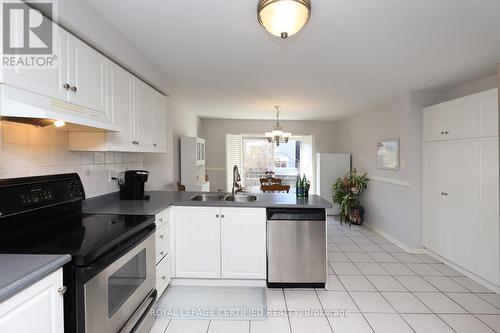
83;225;155;280
119;289;157;333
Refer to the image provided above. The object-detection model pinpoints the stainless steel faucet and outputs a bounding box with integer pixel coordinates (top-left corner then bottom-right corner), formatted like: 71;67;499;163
232;165;243;195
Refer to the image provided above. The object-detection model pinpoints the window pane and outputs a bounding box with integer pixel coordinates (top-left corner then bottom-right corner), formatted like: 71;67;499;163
108;249;147;317
242;137;302;192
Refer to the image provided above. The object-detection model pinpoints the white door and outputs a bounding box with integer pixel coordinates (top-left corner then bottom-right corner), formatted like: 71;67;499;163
133;79;152;150
423;104;446;141
220;208;266;279
443;141;475;269
67;34;107;115
1;26;67;100
445;95;476;140
423;143;446;254
151;91;166;151
174;207;221;278
107;63;133;148
477;89;498;138
0;269;64;333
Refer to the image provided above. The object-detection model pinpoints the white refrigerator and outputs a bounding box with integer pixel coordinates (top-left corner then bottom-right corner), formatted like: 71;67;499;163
316;153;351;215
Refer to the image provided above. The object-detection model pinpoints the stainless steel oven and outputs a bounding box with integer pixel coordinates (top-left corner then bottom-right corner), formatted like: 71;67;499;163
81;228;156;333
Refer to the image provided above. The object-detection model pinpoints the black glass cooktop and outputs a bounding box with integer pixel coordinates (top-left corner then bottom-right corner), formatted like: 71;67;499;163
0;202;154;266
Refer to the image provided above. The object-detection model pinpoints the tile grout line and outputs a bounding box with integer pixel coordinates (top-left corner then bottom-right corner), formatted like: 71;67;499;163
329;218;463;332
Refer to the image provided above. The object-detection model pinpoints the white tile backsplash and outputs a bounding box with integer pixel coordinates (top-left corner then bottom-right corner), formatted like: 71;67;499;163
0;122;143;198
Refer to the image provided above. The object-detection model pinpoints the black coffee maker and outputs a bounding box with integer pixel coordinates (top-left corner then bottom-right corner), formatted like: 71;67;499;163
119;170;150;200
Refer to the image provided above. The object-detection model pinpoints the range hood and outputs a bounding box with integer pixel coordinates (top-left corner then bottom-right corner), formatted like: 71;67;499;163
0;85;121;132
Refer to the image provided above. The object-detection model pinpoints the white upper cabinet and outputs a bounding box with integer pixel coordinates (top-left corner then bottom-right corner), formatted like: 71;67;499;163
423;103;446;141
151;91;167;151
66;34;108;117
220;208;266;279
133;79;152;149
445;95;476;140
1;25;67;100
423;89;498;142
477;89;498;137
107;63;134;149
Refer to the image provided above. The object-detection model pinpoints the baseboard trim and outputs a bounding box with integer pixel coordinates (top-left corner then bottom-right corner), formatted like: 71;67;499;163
424;250;500;294
364;224;426;254
171;278;266;287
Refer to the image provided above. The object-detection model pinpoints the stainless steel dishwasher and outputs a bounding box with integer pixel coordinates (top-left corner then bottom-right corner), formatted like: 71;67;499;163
267;208;327;288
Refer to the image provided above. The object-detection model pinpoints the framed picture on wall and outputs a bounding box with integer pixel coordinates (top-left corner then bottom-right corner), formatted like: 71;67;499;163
377;138;400;170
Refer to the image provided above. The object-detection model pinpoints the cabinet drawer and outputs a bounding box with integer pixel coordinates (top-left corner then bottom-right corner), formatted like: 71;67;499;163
156;254;171;297
156;224;170;264
155;209;169;228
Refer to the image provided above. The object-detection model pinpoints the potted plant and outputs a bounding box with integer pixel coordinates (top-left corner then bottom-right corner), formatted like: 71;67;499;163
331;169;369;226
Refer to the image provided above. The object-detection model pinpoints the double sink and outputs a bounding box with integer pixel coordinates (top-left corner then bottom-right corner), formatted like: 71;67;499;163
190;193;258;203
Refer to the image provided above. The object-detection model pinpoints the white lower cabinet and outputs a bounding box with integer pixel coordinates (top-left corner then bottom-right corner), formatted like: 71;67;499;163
175;206;221;278
174;206;267;280
0;269;64;333
221;208;266;279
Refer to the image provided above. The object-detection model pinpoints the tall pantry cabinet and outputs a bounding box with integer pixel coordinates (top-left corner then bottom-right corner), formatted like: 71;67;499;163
423;88;499;290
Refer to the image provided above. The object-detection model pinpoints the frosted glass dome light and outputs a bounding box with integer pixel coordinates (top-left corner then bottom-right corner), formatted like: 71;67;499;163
257;0;311;39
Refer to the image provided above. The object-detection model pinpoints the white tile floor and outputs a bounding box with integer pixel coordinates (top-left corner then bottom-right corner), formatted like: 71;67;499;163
150;217;500;333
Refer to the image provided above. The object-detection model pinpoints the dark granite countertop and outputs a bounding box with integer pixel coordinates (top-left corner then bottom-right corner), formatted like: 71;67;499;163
83;191;332;216
0;254;71;303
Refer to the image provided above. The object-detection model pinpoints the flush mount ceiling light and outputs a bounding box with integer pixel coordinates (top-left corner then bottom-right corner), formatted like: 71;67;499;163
257;0;311;39
266;106;291;146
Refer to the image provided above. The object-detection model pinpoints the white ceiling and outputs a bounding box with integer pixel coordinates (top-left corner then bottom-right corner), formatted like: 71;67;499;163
86;0;500;120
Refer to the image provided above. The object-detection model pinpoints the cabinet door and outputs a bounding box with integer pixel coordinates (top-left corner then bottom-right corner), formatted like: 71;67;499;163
133;79;152;150
67;34;107;115
220;208;266;279
423;104;446;141
477;211;499;285
476;138;499;284
423;143;446;254
0;269;64;333
107;63;133;148
477;89;498;138
444;141;475;269
445;95;476;140
1;26;67;100
151;91;166;151
174;207;220;278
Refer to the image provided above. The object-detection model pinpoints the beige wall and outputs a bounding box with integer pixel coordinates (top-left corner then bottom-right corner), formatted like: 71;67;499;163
199;119;339;191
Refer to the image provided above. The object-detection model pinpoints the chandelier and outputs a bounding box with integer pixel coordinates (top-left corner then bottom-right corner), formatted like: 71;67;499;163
266;106;291;146
257;0;312;39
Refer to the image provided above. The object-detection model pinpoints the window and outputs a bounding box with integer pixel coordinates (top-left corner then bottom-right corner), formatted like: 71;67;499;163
242;137;303;192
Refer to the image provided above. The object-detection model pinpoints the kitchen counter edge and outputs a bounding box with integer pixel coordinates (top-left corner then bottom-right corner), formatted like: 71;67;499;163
0;254;71;303
83;191;332;216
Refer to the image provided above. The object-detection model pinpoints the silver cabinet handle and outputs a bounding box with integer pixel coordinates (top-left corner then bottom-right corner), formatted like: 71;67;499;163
70;86;77;92
159;218;164;222
160;251;164;256
153;143;158;147
444;192;448;196
159;234;164;239
444;131;449;135
221;215;225;218
441;131;445;135
63;83;70;90
58;286;67;294
161;276;166;280
216;214;219;218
